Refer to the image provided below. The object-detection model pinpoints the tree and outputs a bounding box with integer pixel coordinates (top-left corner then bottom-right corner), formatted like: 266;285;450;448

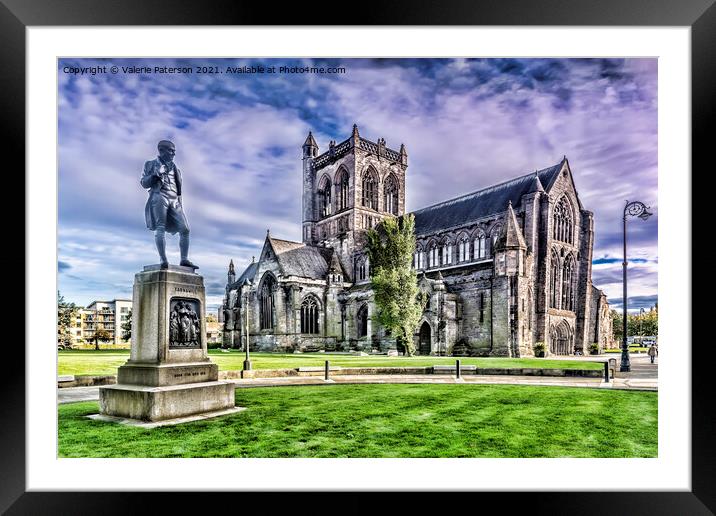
366;214;427;356
121;308;132;341
611;310;623;342
57;291;78;350
91;328;113;350
611;307;658;343
641;308;658;336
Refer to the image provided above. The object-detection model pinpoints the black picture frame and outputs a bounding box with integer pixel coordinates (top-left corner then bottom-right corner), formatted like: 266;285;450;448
3;0;709;513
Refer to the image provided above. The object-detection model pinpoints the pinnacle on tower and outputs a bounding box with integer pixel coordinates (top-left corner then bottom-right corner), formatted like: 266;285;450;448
228;259;235;275
527;174;545;193
303;131;318;158
351;123;360;145
497;201;527;250
399;143;408;166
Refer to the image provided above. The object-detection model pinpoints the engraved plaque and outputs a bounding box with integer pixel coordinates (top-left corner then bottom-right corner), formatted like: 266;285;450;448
169;297;202;349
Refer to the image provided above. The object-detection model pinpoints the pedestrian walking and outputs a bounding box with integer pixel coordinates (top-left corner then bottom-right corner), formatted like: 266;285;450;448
648;343;658;364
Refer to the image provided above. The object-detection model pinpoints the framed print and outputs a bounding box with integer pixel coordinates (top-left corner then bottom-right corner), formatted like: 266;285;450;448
3;0;711;513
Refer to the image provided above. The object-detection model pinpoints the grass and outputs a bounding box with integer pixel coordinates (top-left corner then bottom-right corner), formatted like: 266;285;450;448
605;347;646;353
57;349;604;376
58;384;657;458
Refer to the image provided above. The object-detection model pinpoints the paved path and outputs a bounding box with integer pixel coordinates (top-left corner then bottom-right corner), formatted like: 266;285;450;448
58;355;657;405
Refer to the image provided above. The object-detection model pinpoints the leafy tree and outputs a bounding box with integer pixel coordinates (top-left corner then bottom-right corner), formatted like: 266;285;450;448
57;291;78;350
91;328;113;350
611;306;658;342
641;308;658;336
121;308;132;341
366;214;427;356
611;310;623;342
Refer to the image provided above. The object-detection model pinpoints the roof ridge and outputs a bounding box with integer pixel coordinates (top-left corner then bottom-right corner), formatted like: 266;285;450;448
412;161;562;214
269;236;304;245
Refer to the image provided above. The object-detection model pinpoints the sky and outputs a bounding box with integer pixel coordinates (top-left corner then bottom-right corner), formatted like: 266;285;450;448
58;58;658;314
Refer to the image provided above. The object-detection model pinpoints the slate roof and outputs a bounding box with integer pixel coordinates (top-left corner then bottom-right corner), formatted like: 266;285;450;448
236;261;258;285
411;160;564;236
275;243;333;279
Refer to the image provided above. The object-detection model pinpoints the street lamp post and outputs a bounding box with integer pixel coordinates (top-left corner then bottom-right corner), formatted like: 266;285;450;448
243;291;252;371
621;200;653;372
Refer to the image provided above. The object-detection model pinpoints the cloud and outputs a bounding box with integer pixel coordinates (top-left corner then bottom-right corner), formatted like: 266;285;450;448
608;295;658;312
58;58;657;313
58;261;72;273
592;257;648;265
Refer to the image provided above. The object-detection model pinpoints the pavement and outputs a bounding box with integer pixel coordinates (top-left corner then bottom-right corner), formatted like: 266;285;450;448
57;352;657;404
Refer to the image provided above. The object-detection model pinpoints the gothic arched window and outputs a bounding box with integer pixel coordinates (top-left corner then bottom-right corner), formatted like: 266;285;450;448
553;197;574;244
562;254;575;311
318;176;332;219
414;245;425;270
357;255;370;281
259;274;276;330
300;296;320;334
336;168;350;212
383;174;399;215
550;250;561;309
361;168;378;210
414;245;423;270
357;259;365;281
489;224;502;256
473;231;487;260
357;304;369;338
429;243;438;268
441;239;453;266
458;234;470;262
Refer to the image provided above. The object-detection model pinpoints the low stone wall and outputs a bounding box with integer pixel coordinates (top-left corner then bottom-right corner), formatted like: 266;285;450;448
58;375;117;388
59;364;603;386
472;367;602;378
220;366;602;379
221;368;299;379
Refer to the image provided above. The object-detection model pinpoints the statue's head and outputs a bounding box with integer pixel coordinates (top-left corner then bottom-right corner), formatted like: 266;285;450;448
157;140;176;162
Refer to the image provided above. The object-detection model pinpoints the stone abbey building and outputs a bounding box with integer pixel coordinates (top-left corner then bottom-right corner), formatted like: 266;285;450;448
221;125;612;356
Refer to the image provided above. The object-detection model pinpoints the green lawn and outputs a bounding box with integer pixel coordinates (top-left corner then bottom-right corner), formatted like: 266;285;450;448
605;347;647;353
58;384;657;458
57;350;604;376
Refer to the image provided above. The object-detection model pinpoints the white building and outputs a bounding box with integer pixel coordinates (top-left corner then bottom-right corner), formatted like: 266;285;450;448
74;299;132;345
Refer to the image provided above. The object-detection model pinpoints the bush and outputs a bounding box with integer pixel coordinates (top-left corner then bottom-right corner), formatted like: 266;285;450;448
207;341;222;349
533;342;546;357
589;343;600;355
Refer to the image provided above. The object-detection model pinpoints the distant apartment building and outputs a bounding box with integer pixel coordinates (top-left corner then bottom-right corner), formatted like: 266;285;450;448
206;314;221;344
67;298;222;347
70;299;132;346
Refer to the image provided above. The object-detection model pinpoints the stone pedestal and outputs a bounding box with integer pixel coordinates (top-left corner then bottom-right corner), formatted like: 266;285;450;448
99;264;236;422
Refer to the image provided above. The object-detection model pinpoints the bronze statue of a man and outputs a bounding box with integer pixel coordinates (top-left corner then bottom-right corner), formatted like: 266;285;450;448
141;140;198;269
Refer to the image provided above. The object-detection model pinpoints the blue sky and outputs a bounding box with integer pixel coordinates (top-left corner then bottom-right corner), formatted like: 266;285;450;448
58;58;658;313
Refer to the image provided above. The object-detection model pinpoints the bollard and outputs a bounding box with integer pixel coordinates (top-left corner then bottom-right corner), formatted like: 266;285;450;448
604;361;610;382
325;360;330;381
456;359;461;380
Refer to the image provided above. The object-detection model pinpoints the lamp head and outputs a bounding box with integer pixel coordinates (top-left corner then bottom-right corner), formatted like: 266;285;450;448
638;210;652;221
